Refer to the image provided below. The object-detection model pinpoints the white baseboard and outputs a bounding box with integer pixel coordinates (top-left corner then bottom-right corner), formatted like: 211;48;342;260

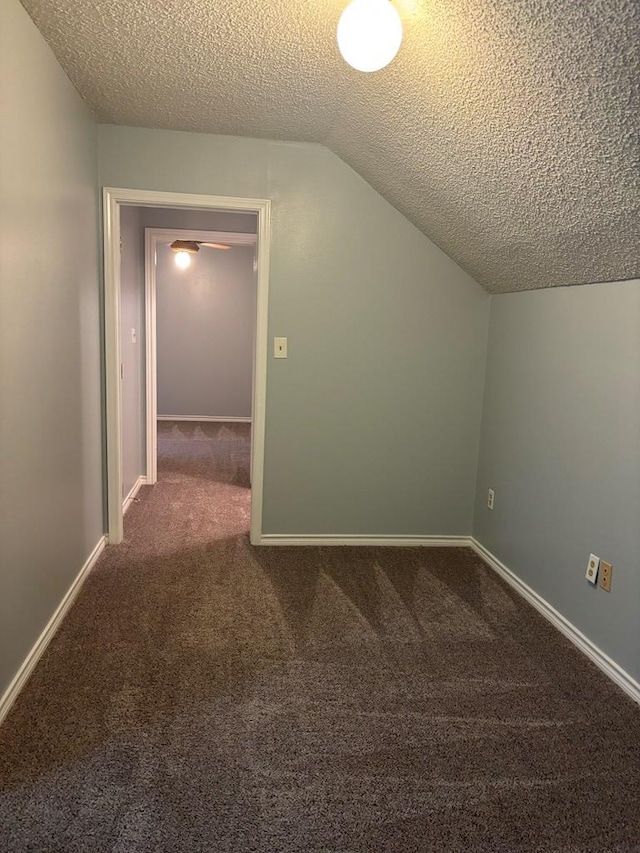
470;538;640;706
122;475;147;515
157;416;252;423
0;535;107;726
257;534;471;547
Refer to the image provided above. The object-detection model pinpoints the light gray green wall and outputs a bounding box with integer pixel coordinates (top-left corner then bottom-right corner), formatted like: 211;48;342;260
120;205;145;498
139;207;257;234
474;280;640;682
157;243;256;419
141;208;259;423
0;0;103;694
99;125;490;535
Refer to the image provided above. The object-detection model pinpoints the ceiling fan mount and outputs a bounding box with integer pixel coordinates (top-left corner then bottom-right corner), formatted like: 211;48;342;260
169;239;231;253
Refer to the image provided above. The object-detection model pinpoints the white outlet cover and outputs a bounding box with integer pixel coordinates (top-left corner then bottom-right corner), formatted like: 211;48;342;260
585;553;600;584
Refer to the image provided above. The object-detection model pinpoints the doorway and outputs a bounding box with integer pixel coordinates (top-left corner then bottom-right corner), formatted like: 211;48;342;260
145;226;258;485
103;189;271;546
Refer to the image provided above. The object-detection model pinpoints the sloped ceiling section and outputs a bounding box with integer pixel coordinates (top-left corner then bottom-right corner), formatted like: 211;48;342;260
20;0;640;292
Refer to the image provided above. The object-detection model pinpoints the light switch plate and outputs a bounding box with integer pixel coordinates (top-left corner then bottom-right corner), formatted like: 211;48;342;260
274;337;287;358
585;553;599;584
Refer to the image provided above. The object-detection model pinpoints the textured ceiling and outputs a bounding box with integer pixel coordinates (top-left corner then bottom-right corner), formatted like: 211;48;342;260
20;0;640;292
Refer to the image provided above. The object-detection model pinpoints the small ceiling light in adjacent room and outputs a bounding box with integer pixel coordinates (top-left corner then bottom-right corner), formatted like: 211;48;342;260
175;250;191;270
337;0;403;72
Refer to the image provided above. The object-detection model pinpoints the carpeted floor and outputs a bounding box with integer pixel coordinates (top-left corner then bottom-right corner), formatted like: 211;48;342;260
1;420;639;852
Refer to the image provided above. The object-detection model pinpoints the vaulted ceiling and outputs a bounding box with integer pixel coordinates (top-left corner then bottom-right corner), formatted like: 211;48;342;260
20;0;640;292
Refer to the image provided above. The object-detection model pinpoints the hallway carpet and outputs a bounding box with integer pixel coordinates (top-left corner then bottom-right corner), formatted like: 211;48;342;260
1;421;639;852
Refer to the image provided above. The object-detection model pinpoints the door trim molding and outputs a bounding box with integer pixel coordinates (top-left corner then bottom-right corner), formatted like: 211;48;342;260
103;188;271;545
123;475;147;515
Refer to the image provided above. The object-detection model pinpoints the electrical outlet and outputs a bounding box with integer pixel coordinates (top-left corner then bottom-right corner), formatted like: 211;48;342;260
585;553;599;584
599;561;612;592
487;489;495;510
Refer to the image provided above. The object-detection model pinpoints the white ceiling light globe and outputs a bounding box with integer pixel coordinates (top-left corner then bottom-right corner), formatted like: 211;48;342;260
175;250;191;269
337;0;403;73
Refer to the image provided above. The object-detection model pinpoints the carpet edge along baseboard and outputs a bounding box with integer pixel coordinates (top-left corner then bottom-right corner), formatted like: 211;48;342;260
0;535;107;726
469;538;640;706
2;532;638;731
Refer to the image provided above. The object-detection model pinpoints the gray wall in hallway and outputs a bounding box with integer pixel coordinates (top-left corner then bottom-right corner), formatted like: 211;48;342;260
99;125;490;536
141;209;258;423
474;280;640;683
116;206;259;481
138;207;257;234
156;243;256;419
0;0;103;695
120;205;145;498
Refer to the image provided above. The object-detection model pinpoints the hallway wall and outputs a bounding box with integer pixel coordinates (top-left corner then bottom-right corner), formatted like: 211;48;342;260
99;125;490;536
139;208;257;234
120;205;145;499
141;206;258;422
156;242;256;419
0;0;103;695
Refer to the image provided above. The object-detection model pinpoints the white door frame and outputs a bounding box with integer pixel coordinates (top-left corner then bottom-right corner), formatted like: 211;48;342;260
145;226;257;485
103;188;271;546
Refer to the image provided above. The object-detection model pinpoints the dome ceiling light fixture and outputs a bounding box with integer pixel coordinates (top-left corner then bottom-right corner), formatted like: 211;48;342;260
337;0;403;73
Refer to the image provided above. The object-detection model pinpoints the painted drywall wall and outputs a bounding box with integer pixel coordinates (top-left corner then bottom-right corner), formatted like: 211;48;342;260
156;243;256;418
0;0;102;695
138;207;257;234
99;126;490;535
142;208;258;420
474;280;640;682
120;205;145;497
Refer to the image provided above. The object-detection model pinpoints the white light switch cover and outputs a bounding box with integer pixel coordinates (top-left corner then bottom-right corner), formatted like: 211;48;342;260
274;337;287;358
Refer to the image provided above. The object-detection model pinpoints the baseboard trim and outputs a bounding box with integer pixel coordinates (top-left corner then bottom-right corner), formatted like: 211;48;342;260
257;534;471;547
470;538;640;705
0;535;107;726
157;416;252;423
122;475;147;515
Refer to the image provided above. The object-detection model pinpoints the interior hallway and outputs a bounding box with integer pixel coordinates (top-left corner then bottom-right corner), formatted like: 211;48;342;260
1;424;639;851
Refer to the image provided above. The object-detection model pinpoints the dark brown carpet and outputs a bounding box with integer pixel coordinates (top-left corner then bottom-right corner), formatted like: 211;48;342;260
1;420;639;852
